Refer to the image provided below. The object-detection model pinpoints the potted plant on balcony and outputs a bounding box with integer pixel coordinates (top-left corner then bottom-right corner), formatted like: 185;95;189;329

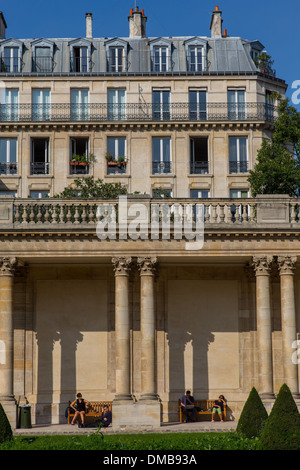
70;153;95;166
105;153;117;166
117;156;126;168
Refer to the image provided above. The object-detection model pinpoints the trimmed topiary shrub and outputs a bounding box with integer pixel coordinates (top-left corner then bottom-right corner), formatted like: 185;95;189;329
0;403;13;443
236;387;268;438
260;383;300;450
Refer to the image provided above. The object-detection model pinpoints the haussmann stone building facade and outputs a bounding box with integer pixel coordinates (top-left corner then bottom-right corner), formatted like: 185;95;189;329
0;6;299;429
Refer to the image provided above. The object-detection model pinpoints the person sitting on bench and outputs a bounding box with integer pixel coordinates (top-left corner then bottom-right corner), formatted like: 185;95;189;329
181;390;197;422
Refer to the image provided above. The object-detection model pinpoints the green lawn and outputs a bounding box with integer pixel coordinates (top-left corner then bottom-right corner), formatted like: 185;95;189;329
0;432;260;450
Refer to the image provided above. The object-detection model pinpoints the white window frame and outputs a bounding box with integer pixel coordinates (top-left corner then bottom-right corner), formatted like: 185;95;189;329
152;88;170;121
0;138;17;175
70;88;89;121
32;89;51;121
229;136;248;174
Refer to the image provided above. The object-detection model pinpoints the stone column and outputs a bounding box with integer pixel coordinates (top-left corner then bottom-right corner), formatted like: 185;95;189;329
137;257;158;400
0;257;18;427
252;256;274;397
278;256;299;397
112;257;133;401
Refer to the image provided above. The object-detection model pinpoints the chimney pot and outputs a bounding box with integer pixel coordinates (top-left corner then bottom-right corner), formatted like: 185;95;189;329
128;6;147;38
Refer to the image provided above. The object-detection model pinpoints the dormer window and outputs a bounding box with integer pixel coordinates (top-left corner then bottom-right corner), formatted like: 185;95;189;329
0;39;23;73
150;38;172;72
31;39;55;72
69;39;92;73
105;38;128;72
188;46;203;72
184;37;207;73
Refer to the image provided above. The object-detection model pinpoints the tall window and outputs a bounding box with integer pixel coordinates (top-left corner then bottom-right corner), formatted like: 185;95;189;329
152;137;171;174
152;46;168;72
3;47;19;72
190;137;209;174
31;138;49;175
0;138;17;175
1;89;18;121
70;137;89;175
228;90;245;120
152;90;170;121
33;47;53;72
71;46;88;72
229;137;248;174
188;46;203;72
189;90;206;120
107;137;126;174
70;89;89;121
107;89;126;120
109;47;125;72
32;89;50;121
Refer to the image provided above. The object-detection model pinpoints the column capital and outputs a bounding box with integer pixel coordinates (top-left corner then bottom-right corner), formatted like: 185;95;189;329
278;256;297;276
137;256;158;275
112;256;133;275
0;257;19;276
252;255;273;275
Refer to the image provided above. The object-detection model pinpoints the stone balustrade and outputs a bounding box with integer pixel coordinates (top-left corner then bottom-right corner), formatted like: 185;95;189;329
0;194;295;230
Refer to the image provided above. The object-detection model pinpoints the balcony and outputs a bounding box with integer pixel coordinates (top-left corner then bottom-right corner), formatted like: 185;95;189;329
152;161;172;174
0;162;17;175
6;195;298;229
190;162;209;174
32;56;54;73
31;162;49;175
229;161;248;174
0;102;277;123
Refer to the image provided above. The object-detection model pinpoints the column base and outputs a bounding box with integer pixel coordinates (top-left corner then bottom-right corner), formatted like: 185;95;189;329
113;394;134;402
112;400;161;429
139;393;160;401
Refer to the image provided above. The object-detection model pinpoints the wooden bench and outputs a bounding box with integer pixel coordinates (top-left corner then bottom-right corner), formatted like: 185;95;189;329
179;399;227;422
67;400;112;425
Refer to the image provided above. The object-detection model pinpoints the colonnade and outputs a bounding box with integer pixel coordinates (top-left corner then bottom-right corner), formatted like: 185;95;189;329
112;256;158;402
0;254;299;427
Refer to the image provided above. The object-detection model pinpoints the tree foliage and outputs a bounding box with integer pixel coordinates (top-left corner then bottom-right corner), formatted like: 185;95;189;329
248;98;300;196
260;383;300;450
0;403;13;443
236;387;268;438
54;177;128;199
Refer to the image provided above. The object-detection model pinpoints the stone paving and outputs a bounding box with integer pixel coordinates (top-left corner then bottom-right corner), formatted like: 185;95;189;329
14;420;237;436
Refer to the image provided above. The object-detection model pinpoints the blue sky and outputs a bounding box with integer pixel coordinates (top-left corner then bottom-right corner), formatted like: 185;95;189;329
2;0;299;107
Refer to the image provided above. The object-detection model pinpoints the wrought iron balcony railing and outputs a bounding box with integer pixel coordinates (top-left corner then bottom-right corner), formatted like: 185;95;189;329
190;161;209;174
0;102;277;123
152;161;172;174
0;162;17;175
31;162;49;175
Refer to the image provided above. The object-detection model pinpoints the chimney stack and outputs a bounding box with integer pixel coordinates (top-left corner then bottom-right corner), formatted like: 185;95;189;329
0;12;7;39
128;6;147;38
85;13;93;39
210;6;223;38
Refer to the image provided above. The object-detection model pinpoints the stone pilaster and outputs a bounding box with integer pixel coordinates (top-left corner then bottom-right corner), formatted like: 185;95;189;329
278;255;299;397
252;256;274;398
137;257;158;401
0;257;19;428
112;257;133;401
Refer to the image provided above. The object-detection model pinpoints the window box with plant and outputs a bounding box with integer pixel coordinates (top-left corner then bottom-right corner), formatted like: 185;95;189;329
70;153;95;166
105;153;127;174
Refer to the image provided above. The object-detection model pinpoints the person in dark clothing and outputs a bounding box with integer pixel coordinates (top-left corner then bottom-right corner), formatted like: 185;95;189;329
100;405;112;427
211;395;226;422
70;393;90;426
181;390;197;422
